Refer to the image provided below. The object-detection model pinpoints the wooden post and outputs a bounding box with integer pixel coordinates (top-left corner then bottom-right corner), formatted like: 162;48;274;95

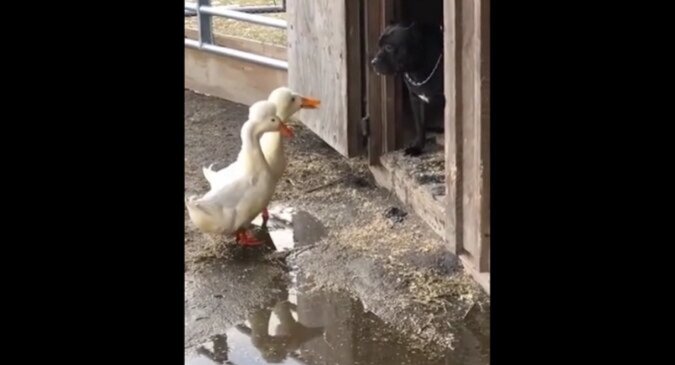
381;0;397;152
446;0;489;275
365;0;383;164
477;0;490;272
444;0;462;254
458;0;489;272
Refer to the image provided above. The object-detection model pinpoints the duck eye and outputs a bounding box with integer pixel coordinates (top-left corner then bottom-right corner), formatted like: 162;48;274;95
385;44;394;52
291;97;295;102
270;118;275;122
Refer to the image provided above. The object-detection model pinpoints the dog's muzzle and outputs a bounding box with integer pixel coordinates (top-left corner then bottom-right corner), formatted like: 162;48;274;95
370;57;389;76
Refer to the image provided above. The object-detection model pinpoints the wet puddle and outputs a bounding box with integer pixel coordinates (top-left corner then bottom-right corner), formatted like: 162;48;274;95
249;206;326;252
186;207;488;365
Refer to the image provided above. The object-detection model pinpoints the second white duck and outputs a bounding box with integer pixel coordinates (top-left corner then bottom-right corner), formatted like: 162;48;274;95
185;100;290;246
202;87;320;226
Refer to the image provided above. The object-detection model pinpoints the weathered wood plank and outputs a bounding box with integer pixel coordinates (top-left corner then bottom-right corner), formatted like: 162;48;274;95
444;0;462;254
365;0;383;164
345;0;364;158
382;0;398;153
370;153;446;239
459;0;479;263
460;254;490;294
287;0;362;158
459;0;489;272
477;0;490;272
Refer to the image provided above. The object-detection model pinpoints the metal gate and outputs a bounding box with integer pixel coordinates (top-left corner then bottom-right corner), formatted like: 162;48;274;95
184;0;288;70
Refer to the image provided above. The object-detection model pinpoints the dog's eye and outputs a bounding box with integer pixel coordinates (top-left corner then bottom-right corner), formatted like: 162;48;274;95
384;45;394;52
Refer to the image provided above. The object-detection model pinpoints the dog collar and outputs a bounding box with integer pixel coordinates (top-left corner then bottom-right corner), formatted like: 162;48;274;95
404;53;443;87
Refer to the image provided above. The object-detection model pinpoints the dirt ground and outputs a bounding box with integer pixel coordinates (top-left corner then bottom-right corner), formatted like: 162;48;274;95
184;90;489;362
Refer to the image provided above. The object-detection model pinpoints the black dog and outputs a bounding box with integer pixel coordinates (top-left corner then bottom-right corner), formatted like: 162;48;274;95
371;22;445;156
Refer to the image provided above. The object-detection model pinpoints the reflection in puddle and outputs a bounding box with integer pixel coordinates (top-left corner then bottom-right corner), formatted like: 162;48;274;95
187;291;326;365
250;206;326;252
188;288;488;365
186;208;488;365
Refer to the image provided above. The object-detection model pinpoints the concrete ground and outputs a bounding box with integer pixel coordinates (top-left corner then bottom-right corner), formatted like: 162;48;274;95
184;90;490;364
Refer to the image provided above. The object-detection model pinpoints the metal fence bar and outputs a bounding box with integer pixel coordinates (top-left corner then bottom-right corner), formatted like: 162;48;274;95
204;7;287;28
228;5;284;14
185;3;287;29
196;0;213;46
185;1;287;70
185;38;288;70
185;5;283;16
231;0;286;13
187;0;285;14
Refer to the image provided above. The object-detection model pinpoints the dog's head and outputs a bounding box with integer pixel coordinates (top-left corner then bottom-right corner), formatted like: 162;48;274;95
370;22;424;76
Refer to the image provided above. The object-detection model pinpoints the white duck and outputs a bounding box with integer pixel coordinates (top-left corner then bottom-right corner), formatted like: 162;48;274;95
185;100;291;246
202;87;320;226
260;87;320;182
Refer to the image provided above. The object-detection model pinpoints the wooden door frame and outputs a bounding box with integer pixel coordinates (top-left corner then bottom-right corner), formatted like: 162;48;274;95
363;0;405;164
363;0;490;286
445;0;490;279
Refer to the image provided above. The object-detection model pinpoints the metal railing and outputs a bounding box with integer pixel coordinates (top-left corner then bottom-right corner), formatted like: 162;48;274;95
184;0;288;70
185;0;285;17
